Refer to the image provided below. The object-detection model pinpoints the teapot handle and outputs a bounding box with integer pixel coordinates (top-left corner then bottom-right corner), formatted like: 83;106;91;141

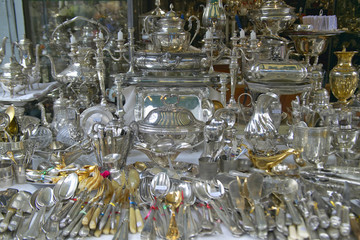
186;15;200;46
143;16;155;36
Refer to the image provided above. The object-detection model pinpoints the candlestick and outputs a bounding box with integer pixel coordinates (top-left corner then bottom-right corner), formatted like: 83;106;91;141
98;31;104;39
250;30;256;40
117;30;124;40
240;28;245;38
127;0;134;29
70;34;77;44
205;29;212;39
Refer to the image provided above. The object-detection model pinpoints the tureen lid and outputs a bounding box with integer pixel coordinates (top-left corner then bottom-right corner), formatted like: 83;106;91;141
157;4;184;26
258;0;294;15
137;96;204;134
139;0;165;18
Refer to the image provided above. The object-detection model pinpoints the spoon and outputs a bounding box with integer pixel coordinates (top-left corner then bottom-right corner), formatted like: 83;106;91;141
246;173;267;232
165;190;182;240
141;172;170;240
41;177;64;233
23;187;55;239
206;179;244;236
276;179;302;226
228;179;255;233
193;181;215;231
46;173;79;239
177;181;198;240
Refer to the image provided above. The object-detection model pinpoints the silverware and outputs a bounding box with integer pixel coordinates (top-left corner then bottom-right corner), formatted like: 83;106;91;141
141;172;170;240
228;178;255;232
246;173;267;232
0;191;31;232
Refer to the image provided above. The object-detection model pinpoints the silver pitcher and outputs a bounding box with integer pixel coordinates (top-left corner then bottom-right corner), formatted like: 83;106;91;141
244;92;281;155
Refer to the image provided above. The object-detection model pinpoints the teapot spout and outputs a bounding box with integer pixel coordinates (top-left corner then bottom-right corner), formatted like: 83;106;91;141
44;54;60;81
0;37;8;65
29;44;41;84
36;102;50;128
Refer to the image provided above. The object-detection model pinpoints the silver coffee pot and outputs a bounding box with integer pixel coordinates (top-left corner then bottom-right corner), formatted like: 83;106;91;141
0;46;27;97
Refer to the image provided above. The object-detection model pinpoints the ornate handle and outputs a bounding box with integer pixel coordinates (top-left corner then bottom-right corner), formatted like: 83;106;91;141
239;209;255;232
141;203;157;240
129;204;137;233
166;206;180;240
144;16;155;38
284;198;302;225
53;199;74;221
275;208;287;233
23;207;46;239
254;202;267;231
8;210;22;232
135;206;144;232
99;203;112;231
70;212;87;238
62;204;88;237
187;15;200;46
0;208;15;232
90;205;102;230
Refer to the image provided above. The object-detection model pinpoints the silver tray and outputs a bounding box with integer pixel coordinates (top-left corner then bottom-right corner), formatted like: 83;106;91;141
124;72;220;86
134;50;207;71
80;105;113;136
286;29;345;37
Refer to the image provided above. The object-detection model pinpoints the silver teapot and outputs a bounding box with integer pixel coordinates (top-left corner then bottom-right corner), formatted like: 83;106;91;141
144;4;200;52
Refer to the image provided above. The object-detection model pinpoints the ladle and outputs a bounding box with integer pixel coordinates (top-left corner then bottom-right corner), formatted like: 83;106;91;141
141;172;170;240
165;190;182;240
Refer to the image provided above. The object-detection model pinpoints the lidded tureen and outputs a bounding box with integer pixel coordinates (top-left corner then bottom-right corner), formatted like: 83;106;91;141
248;0;296;36
144;4;200;52
133;95;204;167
